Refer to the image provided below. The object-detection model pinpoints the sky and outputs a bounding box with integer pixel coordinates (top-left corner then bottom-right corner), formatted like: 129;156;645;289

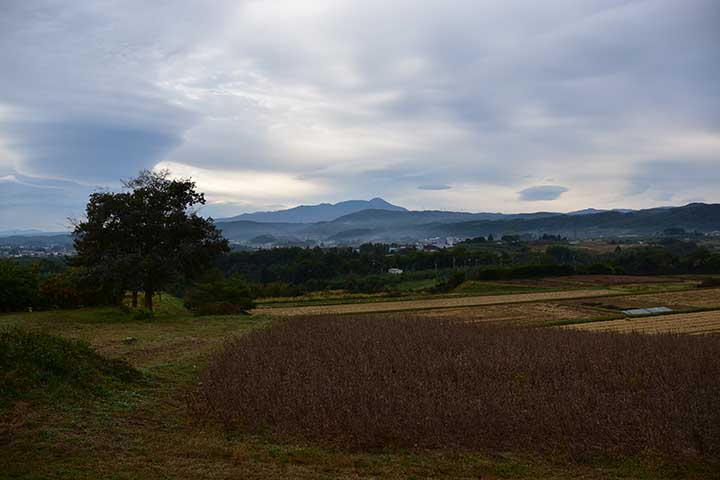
0;0;718;230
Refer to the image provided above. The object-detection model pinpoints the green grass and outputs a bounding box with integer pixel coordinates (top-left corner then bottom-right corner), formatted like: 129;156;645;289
453;280;547;295
0;329;141;408
607;282;697;295
0;303;717;479
395;278;439;291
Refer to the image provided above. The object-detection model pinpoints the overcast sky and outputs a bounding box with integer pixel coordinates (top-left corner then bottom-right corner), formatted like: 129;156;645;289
1;0;718;229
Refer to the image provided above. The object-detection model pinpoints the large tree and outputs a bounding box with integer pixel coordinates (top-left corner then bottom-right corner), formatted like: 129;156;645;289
72;170;229;310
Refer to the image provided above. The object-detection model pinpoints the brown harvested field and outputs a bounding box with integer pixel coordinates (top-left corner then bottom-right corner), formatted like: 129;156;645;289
565;310;720;335
571;287;720;311
410;301;608;327
192;315;720;459
255;288;616;316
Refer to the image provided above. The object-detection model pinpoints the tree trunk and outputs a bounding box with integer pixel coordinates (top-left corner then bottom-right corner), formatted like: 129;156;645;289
144;289;154;311
131;290;138;308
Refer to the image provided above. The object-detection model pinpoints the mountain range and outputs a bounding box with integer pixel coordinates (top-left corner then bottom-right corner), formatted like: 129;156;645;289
4;200;720;248
214;200;720;245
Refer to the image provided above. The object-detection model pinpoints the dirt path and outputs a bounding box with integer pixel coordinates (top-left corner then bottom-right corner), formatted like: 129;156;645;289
255;289;617;316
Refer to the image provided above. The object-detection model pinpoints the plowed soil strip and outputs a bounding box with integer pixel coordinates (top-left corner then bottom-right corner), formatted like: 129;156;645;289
255;289;616;316
564;310;720;335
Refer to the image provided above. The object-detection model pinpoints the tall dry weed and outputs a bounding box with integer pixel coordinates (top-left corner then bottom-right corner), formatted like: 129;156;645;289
190;316;720;459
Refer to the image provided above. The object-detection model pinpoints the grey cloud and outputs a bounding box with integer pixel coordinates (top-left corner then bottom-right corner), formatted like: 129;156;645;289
518;185;569;201
0;0;718;228
625;160;720;204
6;121;183;182
418;184;451;190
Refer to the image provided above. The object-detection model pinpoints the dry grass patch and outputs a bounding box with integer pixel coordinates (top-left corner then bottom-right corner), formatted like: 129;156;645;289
566;310;720;335
411;301;607;326
592;288;720;311
256;289;617;316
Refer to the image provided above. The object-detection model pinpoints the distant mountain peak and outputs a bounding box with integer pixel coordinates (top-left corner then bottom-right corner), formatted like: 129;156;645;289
217;198;407;224
568;208;635;216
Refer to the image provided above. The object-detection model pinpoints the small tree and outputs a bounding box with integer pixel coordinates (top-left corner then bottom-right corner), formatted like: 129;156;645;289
184;276;255;315
72;170;229;310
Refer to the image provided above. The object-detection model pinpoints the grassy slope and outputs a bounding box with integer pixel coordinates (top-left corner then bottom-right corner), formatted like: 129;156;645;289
1;302;717;479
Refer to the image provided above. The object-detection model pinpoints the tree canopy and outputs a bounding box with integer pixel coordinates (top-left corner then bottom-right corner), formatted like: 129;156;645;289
72;170;228;310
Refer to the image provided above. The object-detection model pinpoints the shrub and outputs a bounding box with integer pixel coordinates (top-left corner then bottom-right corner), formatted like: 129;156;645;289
698;277;720;288
470;264;575;281
191;316;720;459
430;271;466;293
0;329;141;404
583;263;616;275
39;272;82;309
251;281;302;298
0;260;39;312
349;275;389;294
184;276;255;315
191;302;252;316
39;268;119;309
131;308;155;320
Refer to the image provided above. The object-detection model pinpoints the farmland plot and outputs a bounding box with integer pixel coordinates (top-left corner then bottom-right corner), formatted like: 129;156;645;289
574;287;720;311
256;289;616;316
566;310;720;335
412;301;609;327
192;315;720;458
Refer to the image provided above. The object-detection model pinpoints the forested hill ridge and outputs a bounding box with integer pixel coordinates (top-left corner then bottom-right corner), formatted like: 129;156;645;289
215;202;720;244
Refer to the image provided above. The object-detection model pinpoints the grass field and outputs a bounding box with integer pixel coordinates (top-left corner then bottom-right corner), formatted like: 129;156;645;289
3;282;720;479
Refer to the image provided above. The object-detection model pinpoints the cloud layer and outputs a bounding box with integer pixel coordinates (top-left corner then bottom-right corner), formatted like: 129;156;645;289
0;0;718;228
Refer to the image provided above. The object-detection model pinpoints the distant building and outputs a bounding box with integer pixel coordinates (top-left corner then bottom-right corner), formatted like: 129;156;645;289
388;268;403;275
